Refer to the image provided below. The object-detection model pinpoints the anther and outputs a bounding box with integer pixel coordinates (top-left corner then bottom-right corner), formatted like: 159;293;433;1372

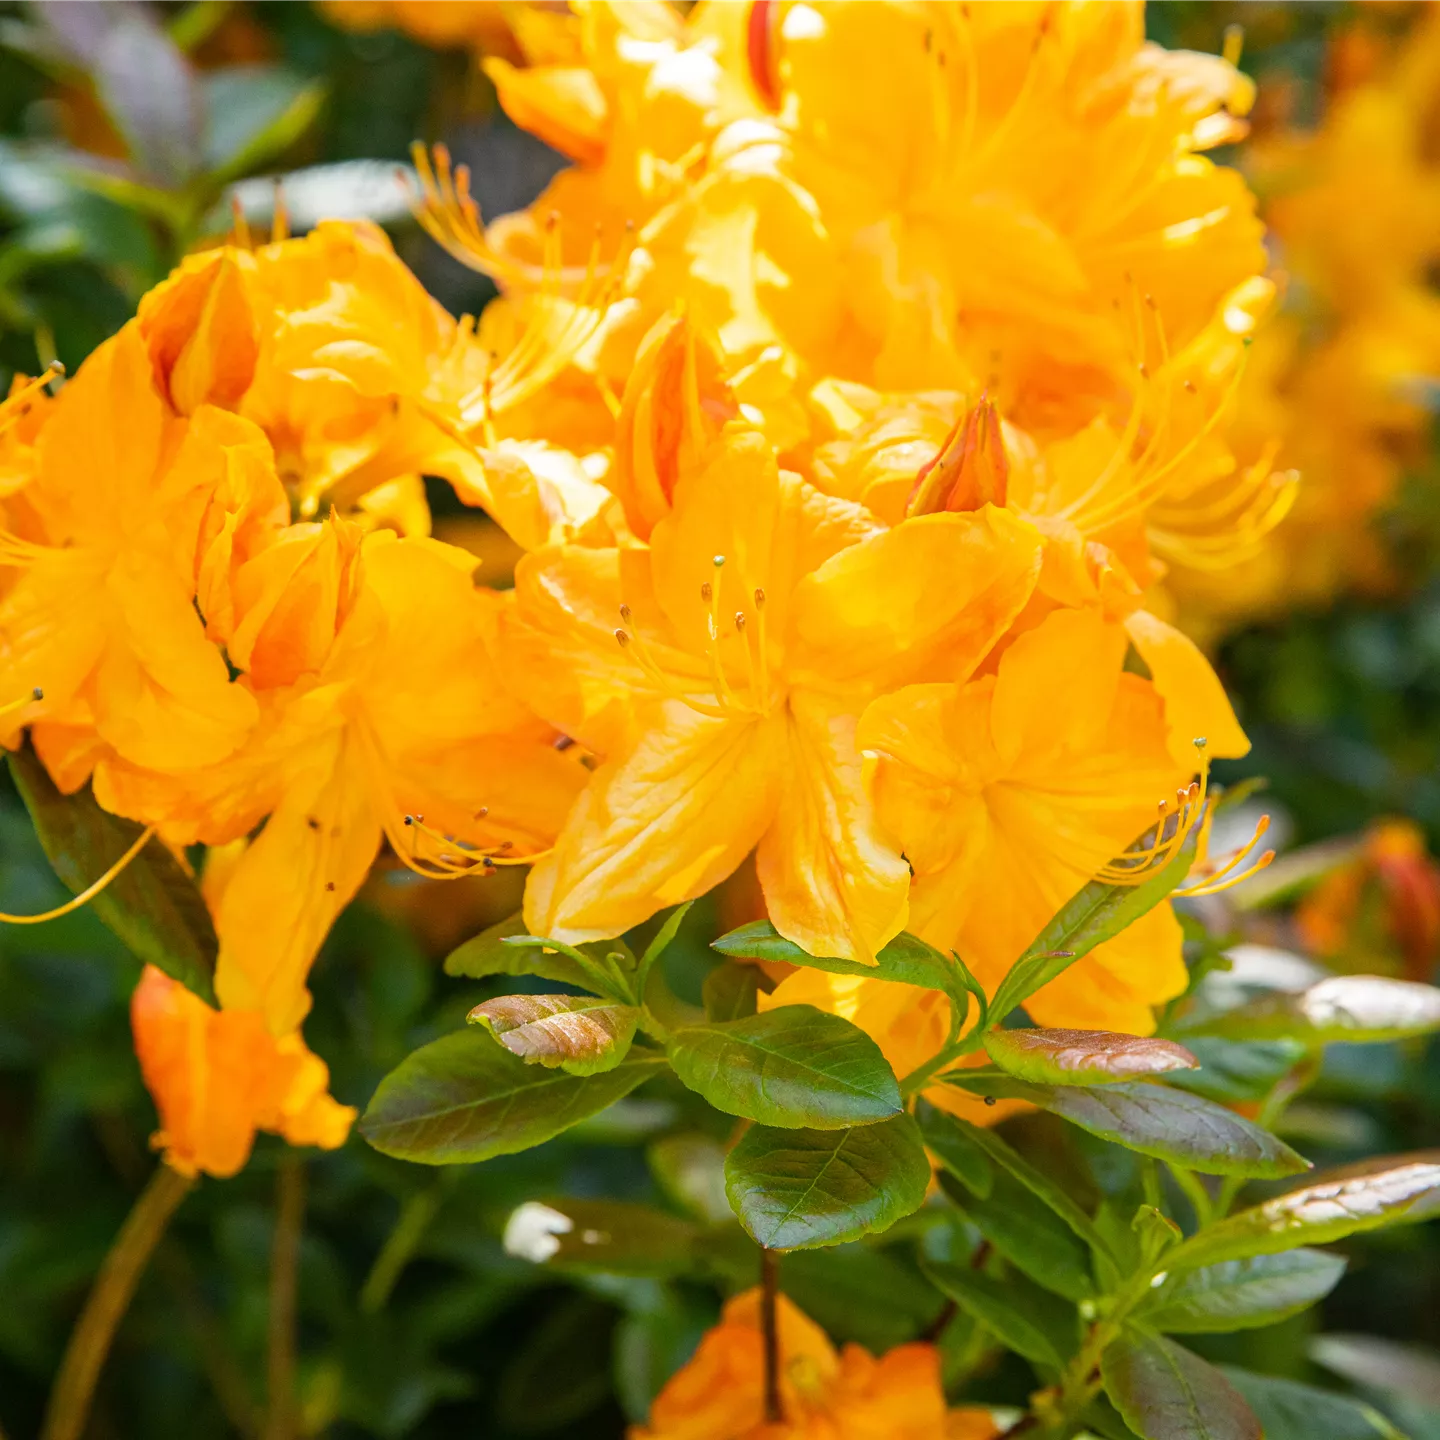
754;588;766;608
616;629;631;647
619;604;633;624
474;806;489;819
735;612;747;632
700;582;713;603
31;686;41;701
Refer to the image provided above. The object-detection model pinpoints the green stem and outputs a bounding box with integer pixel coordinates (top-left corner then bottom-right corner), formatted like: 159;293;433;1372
360;1182;449;1314
1167;1164;1213;1229
264;1155;306;1440
42;1164;194;1440
900;1029;987;1098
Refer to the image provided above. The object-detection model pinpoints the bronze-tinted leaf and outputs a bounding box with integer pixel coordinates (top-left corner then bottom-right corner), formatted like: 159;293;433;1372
469;994;639;1076
985;1027;1198;1086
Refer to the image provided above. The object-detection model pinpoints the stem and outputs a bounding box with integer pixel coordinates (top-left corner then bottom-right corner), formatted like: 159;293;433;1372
42;1164;194;1440
761;1247;782;1424
1167;1164;1214;1229
360;1183;447;1314
900;1029;987;1098
264;1155;306;1440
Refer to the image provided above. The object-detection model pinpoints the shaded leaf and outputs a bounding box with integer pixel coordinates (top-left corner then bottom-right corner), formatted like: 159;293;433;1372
443;914;596;992
1102;1330;1262;1440
922;1258;1075;1369
915;1100;992;1198
985;1027;1198;1086
702;962;760;1022
1167;1155;1440;1271
202;67;325;182
1162;1036;1308;1104
945;1073;1310;1179
668;1006;901;1129
1310;1334;1440;1409
990;824;1199;1024
648;1133;732;1223
467;994;638;1076
1190;976;1440;1047
8;745;216;1003
782;1245;948;1353
1137;1250;1347;1333
723;1114;929;1250
501;1198;698;1276
1221;1368;1409;1440
360;1029;665;1164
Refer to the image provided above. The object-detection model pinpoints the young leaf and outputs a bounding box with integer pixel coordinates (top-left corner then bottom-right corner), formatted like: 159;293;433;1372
945;1074;1310;1179
360;1030;665;1164
502;1198;699;1276
8;746;217;1004
990;824;1199;1024
1166;1155;1440;1271
915;1100;993;1198
1219;1368;1407;1440
921;1258;1075;1369
711;922;971;1023
468;995;639;1076
1102;1330;1262;1440
444;913;595;991
1136;1250;1347;1333
984;1028;1198;1086
666;1006;902;1129
1190;975;1440;1047
938;1170;1097;1302
723;1114;929;1250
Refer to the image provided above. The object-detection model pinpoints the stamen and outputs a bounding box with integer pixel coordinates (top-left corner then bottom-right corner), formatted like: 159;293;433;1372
704;555;741;712
0;686;42;723
271;180;289;245
1175;813;1275;897
616;615;731;719
0;362;64;438
1093;741;1211;886
0;825;155;925
230;194;251;250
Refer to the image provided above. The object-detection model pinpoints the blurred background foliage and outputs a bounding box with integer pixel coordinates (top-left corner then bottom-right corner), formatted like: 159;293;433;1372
3;2;1440;1437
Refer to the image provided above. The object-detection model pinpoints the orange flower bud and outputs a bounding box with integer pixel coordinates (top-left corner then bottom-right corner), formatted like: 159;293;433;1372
907;398;1009;517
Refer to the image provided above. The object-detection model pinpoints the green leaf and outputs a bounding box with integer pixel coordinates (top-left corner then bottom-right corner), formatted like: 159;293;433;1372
1166;1155;1440;1271
915;1100;992;1198
702;962;761;1022
1219;1368;1408;1440
1162;1037;1308;1103
1188;976;1440;1047
1309;1332;1440;1409
443;914;598;992
1136;1250;1347;1333
990;823;1200;1024
8;745;217;1004
938;1169;1097;1302
723;1114;929;1250
984;1027;1198;1086
921;1258;1075;1369
944;1074;1310;1179
1102;1330;1262;1440
667;1006;902;1129
201;67;326;182
782;1245;949;1353
501;1198;699;1276
711;922;971;1024
360;1030;665;1164
648;1133;732;1223
467;995;638;1076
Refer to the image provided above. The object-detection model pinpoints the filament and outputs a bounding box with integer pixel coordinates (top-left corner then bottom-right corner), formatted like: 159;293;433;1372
1092;741;1210;887
0;686;43;722
0;362;63;436
0;825;155;925
1175;813;1274;897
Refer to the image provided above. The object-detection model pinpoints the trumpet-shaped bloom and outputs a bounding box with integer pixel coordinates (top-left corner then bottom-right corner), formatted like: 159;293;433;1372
103;522;586;1034
131;965;354;1179
631;1287;956;1440
501;421;1042;962
859;607;1191;1031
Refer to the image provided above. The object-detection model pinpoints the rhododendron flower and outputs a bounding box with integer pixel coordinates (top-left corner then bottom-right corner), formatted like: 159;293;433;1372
631;1287;959;1440
131;965;354;1180
501;421;1042;962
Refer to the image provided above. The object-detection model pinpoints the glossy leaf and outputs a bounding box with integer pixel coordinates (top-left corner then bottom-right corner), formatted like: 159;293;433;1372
723;1114;929;1250
990;823;1199;1024
1220;1369;1407;1440
946;1073;1310;1179
201;67;326;181
8;746;217;1004
922;1258;1075;1369
1103;1331;1262;1440
502;1198;698;1276
360;1030;665;1164
711;921;971;1022
915;1100;993;1198
938;1169;1096;1302
667;1006;902;1129
984;1027;1198;1086
1191;975;1440;1046
1136;1250;1347;1333
467;995;638;1076
1167;1155;1440;1271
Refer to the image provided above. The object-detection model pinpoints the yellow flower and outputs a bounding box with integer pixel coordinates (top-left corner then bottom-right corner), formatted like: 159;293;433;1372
631;1287;958;1440
858;606;1191;1032
500;421;1042;961
102;520;586;1034
131;964;354;1180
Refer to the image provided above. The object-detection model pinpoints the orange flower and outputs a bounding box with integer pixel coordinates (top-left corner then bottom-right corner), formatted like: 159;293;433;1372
631;1288;956;1440
131;965;354;1180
